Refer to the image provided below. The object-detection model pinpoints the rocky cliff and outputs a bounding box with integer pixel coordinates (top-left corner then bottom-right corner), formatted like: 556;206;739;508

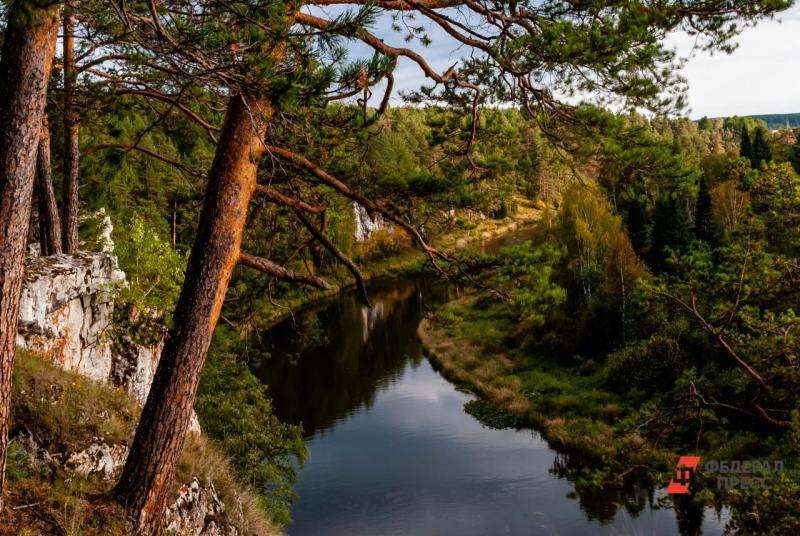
16;211;198;430
16;251;127;384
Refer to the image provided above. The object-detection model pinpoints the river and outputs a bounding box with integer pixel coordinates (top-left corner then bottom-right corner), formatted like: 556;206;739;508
251;229;729;536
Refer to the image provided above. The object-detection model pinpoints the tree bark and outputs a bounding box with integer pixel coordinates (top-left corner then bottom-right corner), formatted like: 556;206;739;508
113;94;267;535
36;117;63;256
61;4;80;253
0;1;59;513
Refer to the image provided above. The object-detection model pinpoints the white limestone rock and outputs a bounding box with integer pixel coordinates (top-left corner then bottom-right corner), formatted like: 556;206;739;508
17;251;125;383
354;202;389;242
165;477;239;536
64;440;129;480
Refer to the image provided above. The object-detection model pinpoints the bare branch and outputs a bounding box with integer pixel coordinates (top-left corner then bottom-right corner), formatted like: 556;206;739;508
294;210;371;307
263;144;453;270
239;252;331;290
655;290;766;387
80;143;205;178
254;184;325;213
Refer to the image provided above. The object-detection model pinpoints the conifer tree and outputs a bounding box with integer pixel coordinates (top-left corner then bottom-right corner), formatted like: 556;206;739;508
625;200;649;255
0;0;60;512
752;127;773;167
84;1;792;532
650;197;693;273
740;126;753;163
694;177;716;246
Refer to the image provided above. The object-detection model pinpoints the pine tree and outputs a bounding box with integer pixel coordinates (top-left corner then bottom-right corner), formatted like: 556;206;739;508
0;0;60;512
95;1;794;532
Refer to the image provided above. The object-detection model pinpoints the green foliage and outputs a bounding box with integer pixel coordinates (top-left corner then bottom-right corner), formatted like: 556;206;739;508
114;215;187;314
604;336;683;393
649;197;693;273
740;125;753;163
195;350;306;526
6;441;33;483
694;177;716;246
752;127;773;167
464;399;523;430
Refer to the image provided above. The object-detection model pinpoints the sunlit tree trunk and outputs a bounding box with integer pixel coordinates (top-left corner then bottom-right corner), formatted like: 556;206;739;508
113;94;267;534
62;2;80;253
0;1;59;512
37;117;63;256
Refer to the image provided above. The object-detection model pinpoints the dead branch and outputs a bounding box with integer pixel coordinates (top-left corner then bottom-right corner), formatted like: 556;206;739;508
655;290;766;387
294;209;371;307
254;184;325;213
239;252;331;290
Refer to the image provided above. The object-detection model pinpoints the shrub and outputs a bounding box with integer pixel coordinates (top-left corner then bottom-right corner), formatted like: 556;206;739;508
604;336;683;393
195;351;306;526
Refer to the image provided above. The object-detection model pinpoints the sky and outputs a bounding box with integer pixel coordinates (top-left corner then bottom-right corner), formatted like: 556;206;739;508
316;3;800;119
667;4;800;118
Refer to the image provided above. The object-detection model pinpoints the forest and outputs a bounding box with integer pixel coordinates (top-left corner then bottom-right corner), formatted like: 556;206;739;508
0;0;799;535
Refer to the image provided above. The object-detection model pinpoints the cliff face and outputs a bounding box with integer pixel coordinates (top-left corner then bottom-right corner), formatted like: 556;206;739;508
353;202;389;242
16;251;126;385
16;211;185;420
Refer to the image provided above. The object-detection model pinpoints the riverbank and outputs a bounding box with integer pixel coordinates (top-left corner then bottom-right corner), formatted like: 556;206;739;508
417;303;672;484
256;197;543;329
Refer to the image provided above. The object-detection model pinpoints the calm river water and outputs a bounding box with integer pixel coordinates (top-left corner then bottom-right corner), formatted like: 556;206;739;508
251;230;729;536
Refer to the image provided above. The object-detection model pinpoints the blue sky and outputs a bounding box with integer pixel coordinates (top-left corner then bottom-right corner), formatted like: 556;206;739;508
310;3;800;119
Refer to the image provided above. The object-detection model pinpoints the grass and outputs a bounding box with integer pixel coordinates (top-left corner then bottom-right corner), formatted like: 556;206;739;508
2;350;279;536
177;434;279;536
419;300;673;477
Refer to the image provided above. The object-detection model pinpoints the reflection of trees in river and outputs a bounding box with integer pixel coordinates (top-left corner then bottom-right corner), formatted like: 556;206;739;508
551;452;646;523
250;279;451;437
550;445;707;533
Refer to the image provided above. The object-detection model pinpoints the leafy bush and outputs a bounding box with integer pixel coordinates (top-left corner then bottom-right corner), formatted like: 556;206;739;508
603;336;683;393
195;350;306;526
114;214;187;313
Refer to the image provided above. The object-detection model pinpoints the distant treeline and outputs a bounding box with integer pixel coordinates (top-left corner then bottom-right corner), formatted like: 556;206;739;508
708;112;800;129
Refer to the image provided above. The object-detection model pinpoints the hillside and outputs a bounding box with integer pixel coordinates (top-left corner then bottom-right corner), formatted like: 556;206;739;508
713;112;800;129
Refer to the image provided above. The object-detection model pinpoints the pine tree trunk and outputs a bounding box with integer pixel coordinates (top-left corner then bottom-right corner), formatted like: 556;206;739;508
0;2;59;513
61;5;80;253
113;94;267;534
36;117;63;256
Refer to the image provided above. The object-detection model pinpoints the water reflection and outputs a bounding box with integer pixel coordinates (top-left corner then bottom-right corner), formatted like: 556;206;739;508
251;278;452;437
251;229;729;535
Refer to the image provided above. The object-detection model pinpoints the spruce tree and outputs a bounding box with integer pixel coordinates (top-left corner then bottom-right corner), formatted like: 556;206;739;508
752;128;772;167
694;177;716;246
625;200;649;255
650;197;693;273
740;126;753;164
